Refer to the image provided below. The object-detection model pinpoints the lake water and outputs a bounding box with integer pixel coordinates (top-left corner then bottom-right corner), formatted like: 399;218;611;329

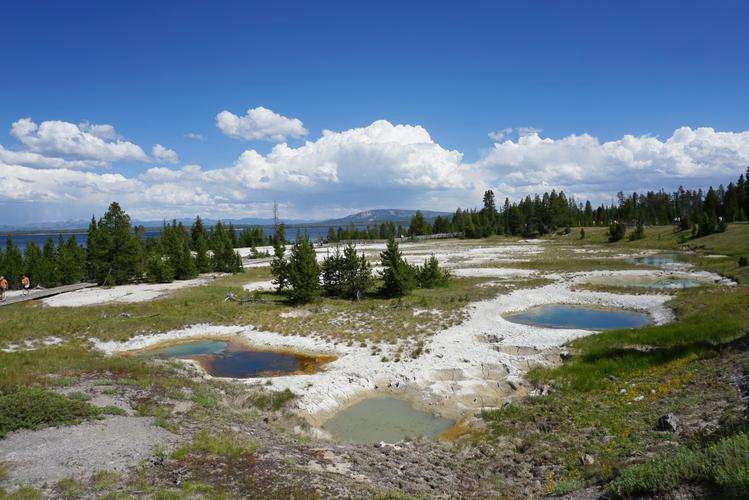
504;304;652;330
141;339;324;378
1;224;362;251
322;396;454;444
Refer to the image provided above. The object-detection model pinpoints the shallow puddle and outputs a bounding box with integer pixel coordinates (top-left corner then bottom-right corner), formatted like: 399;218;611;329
586;275;705;289
140;339;331;378
504;304;652;330
629;253;683;266
322;396;454;444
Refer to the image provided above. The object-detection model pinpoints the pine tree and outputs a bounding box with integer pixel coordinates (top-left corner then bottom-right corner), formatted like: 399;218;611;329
608;221;626;242
415;255;450;288
408;211;430;236
145;253;175;283
210;221;242;273
23;242;45;287
629;221;645;241
59;236;85;284
190;216;211;273
379;237;415;297
40;237;60;286
340;243;373;299
162;221;197;280
270;239;289;292
285;236;320;303
321;246;344;297
93;202;143;285
3;238;24;288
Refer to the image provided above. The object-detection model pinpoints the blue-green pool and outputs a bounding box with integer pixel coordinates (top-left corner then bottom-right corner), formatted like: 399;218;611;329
504;304;652;330
322;397;454;444
141;339;327;378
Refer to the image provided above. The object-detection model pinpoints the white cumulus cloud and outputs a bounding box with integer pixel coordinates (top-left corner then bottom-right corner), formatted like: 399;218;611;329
476;126;749;200
10;118;149;163
215;106;309;142
151;144;179;164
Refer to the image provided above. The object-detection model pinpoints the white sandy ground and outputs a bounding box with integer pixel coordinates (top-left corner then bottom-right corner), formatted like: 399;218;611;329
2;336;64;353
576;269;735;288
40;274;222;307
242;280;276;292
94;267;677;433
238;240;544;270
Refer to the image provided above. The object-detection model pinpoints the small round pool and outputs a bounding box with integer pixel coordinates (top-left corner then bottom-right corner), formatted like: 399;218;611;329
504;304;652;330
139;339;330;378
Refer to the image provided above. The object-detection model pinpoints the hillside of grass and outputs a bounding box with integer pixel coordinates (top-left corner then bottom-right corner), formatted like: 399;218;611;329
547;223;749;283
477;236;749;498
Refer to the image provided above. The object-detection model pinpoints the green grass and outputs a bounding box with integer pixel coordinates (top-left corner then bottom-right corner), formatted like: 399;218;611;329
172;430;255;461
549;477;585;496
0;387;102;438
0;462;8;481
0;486;43;499
608;430;749;497
546;223;749;283
56;478;85;499
244;388;295;411
0;267;501;345
90;470;122;491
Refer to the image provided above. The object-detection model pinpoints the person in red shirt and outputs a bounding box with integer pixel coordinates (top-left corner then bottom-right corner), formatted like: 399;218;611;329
0;276;8;302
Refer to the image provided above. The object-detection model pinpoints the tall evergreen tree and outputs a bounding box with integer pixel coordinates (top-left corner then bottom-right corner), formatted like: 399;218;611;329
379;237;415;297
23;242;45;286
3;238;23;287
284;236;320;303
408;210;430;236
190;216;211;272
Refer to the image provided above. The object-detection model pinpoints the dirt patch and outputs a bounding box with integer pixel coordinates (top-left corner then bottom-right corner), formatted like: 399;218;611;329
0;416;180;488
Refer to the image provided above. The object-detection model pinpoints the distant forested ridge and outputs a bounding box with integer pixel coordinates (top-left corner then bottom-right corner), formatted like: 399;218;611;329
393;169;748;239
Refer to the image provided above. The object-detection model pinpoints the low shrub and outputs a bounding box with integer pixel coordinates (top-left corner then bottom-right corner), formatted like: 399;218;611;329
0;387;100;438
608;221;626;242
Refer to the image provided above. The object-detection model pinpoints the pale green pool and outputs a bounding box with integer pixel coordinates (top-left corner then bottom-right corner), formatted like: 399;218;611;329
322;396;454;444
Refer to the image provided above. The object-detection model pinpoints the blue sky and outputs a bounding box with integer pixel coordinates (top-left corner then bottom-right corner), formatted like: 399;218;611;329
1;1;748;224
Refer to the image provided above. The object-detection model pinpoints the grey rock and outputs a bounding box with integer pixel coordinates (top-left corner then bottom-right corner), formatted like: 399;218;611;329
656;413;679;432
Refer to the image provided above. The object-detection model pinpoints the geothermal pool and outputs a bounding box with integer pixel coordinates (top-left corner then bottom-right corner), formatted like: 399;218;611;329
504;304;653;330
322;396;454;444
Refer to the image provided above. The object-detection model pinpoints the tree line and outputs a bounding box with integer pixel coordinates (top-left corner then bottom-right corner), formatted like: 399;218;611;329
402;169;749;239
0;202;245;289
270;236;450;303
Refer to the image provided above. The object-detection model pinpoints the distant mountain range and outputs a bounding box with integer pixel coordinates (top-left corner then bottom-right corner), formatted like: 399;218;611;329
0;209;452;233
319;209;451;226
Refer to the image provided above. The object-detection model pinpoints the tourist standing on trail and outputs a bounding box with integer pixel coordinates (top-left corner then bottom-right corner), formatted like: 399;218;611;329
0;276;7;302
21;275;31;296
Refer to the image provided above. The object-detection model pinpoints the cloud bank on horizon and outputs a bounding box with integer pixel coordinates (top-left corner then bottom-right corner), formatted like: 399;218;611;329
1;106;748;224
